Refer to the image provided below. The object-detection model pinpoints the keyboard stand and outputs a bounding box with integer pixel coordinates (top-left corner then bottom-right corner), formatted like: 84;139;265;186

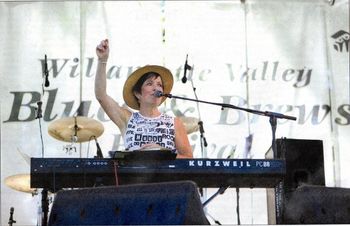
202;186;229;207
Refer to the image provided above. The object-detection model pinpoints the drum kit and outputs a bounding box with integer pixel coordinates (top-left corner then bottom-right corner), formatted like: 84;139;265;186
4;115;199;195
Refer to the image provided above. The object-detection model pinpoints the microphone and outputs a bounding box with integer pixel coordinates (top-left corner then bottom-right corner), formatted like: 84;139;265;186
154;90;164;97
8;207;16;226
44;54;50;87
181;54;192;83
93;136;103;158
36;101;43;119
154;90;173;98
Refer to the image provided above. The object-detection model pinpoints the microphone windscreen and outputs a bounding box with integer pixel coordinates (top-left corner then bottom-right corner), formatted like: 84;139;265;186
181;76;187;83
154;90;163;97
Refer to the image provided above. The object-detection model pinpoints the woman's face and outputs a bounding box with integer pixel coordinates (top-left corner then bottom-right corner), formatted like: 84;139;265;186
136;75;164;107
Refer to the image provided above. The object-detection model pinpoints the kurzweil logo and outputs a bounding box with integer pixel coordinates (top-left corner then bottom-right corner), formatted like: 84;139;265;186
188;160;272;168
331;30;349;52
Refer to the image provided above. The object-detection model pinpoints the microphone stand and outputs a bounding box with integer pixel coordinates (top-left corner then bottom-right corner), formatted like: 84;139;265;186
36;54;49;158
163;93;297;157
187;65;209;210
188;67;208;156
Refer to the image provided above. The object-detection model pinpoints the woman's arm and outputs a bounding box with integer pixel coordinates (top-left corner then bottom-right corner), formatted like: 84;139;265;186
174;117;193;158
95;39;131;133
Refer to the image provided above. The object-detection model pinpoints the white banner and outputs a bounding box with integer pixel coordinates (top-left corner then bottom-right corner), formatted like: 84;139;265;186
1;1;349;225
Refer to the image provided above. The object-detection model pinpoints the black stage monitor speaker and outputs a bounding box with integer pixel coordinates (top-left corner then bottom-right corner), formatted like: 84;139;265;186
48;181;209;225
276;138;325;193
272;138;326;224
283;185;350;224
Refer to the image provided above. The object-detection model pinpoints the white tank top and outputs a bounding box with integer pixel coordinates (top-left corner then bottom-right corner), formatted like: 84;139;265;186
124;112;175;151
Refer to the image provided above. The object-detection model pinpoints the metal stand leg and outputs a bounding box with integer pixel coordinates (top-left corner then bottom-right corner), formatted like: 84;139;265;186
41;189;49;226
202;187;229;207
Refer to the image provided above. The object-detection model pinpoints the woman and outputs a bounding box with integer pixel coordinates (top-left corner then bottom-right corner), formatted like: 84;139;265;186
95;39;193;158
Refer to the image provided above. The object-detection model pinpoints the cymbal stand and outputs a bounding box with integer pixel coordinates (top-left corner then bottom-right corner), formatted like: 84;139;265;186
73;116;78;142
62;116;78;154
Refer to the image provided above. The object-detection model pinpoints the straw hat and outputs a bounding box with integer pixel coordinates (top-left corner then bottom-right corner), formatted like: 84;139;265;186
123;65;174;110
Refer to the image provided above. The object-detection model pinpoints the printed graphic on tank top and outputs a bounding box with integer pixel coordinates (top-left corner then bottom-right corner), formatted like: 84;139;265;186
124;112;175;151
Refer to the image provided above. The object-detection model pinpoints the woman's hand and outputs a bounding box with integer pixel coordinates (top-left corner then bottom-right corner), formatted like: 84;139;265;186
96;39;109;61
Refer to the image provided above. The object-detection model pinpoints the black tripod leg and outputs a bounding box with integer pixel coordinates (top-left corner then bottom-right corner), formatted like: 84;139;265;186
202;187;229;207
41;189;49;226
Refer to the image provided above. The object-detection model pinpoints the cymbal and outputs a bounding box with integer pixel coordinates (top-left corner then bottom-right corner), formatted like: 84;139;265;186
48;116;104;142
179;116;199;134
4;174;36;194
